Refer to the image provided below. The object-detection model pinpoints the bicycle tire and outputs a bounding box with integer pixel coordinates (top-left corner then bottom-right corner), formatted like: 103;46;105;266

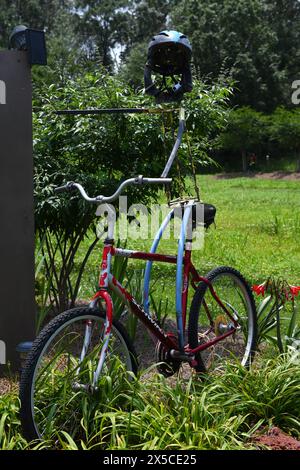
188;266;257;373
20;306;138;442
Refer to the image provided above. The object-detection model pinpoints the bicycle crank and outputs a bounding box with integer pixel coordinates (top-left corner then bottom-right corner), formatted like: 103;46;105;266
155;335;181;377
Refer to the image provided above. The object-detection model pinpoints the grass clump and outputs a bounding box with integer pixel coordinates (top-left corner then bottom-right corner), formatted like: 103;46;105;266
97;352;300;450
2;350;300;450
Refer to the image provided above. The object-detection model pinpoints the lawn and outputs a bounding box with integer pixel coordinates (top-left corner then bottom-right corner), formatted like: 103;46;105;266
196;174;300;283
79;174;300;315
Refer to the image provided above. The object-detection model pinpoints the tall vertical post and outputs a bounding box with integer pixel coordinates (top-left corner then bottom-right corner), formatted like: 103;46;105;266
0;50;35;373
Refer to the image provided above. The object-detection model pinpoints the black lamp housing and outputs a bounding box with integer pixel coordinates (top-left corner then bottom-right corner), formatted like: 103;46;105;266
9;25;47;65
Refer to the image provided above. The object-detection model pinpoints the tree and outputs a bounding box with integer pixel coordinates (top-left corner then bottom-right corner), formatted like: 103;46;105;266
218;107;265;171
268;108;300;170
0;1;80;87
128;0;174;44
264;0;300;98
0;0;65;47
171;0;300;111
73;0;132;69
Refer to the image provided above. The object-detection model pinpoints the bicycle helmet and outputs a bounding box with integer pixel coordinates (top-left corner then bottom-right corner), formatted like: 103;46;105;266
144;30;193;103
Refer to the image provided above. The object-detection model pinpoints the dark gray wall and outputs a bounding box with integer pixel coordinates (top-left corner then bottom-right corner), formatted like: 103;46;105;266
0;51;35;373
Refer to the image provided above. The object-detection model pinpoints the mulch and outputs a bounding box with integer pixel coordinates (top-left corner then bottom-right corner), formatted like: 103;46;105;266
0;377;18;395
252;427;300;450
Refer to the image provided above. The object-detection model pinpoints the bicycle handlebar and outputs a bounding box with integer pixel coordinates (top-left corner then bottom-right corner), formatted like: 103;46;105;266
54;182;75;193
54;175;172;203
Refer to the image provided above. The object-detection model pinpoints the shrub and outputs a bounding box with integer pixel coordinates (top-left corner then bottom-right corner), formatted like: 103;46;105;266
33;66;231;313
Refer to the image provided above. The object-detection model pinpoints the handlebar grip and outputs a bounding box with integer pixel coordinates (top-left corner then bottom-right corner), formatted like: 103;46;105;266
54;182;75;193
54;185;67;193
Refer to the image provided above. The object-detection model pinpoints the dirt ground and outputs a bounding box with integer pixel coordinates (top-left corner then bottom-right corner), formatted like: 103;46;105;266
252;427;300;450
0;377;18;395
215;171;300;180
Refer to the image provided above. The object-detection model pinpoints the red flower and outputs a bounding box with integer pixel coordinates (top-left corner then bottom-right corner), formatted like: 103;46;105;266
290;286;300;299
252;283;266;296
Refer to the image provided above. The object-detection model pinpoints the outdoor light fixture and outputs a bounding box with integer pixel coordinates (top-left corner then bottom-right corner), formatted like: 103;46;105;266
9;25;47;65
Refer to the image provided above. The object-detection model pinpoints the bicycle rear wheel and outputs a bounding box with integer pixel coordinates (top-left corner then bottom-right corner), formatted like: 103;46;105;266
20;306;137;443
188;266;257;373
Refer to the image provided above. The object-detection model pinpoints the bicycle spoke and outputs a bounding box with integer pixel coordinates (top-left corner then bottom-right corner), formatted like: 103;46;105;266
189;267;256;372
25;311;136;440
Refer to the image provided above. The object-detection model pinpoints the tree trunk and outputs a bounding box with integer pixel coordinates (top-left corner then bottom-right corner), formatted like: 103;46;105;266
242;150;247;173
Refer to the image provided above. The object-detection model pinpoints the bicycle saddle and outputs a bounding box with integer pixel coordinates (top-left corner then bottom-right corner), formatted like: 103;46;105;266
169;198;216;230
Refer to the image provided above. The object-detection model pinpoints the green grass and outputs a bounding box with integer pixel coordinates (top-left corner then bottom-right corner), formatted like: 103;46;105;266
76;174;300;316
2;351;300;450
198;175;300;282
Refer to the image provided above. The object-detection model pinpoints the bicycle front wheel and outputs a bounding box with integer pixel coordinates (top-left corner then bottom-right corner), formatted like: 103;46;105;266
188;266;257;373
20;306;137;443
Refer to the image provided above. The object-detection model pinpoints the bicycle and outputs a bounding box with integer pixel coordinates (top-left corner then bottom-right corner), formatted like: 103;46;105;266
20;108;257;442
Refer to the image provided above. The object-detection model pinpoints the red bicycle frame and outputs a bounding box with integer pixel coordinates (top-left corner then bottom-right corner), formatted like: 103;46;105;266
91;227;239;361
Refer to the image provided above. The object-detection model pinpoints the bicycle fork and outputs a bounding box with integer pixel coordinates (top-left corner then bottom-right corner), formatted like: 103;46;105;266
90;241;114;388
75;241;114;391
90;289;113;387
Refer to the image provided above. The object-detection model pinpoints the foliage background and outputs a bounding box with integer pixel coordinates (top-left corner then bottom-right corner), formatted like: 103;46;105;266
1;0;299;171
0;0;299;111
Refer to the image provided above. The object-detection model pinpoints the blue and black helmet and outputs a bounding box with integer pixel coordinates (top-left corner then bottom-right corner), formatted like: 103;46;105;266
144;30;193;102
147;30;192;75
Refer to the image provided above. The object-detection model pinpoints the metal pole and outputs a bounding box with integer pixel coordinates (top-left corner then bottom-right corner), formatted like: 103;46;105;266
161;108;185;178
55;107;179;116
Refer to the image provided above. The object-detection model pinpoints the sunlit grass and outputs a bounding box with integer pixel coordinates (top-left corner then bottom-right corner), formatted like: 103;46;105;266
75;175;300;317
2;351;300;449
